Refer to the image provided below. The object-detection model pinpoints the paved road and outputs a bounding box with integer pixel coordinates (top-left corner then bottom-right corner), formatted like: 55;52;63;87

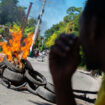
0;57;101;105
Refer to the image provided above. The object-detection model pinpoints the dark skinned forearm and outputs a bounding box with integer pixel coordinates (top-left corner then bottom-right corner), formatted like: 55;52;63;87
49;34;79;105
53;76;76;105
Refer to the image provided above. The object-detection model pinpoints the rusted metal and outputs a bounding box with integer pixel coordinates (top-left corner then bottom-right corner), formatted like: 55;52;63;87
22;2;33;34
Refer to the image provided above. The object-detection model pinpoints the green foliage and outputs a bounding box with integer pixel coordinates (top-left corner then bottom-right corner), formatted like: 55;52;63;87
64;7;82;23
44;24;60;39
34;39;41;50
7;18;36;38
26;18;37;27
44;6;82;47
44;6;86;67
23;18;36;37
67;7;82;14
0;28;3;34
45;33;57;47
0;0;26;25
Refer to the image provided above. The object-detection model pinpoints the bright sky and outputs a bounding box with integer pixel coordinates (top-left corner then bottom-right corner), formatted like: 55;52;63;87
18;0;86;35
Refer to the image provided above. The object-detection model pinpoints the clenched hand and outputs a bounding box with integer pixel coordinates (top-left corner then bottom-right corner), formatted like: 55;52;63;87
49;33;81;82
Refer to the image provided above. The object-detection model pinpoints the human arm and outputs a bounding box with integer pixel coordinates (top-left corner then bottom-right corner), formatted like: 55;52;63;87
49;34;81;105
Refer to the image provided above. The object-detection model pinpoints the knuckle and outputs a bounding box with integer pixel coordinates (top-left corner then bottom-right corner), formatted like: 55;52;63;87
69;34;76;39
60;33;66;38
50;45;55;52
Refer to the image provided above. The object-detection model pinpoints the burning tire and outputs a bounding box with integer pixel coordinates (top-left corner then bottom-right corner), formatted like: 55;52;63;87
24;60;55;93
26;83;56;104
3;56;24;73
3;68;24;83
25;70;47;86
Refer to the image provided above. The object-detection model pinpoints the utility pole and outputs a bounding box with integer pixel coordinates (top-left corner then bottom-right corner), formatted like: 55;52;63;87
22;2;33;34
30;0;46;53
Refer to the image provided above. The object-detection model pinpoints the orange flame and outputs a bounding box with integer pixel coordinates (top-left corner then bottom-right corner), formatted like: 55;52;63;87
21;34;33;59
0;53;5;62
0;28;33;62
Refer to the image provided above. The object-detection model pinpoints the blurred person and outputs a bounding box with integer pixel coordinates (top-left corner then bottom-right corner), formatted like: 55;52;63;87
49;0;105;105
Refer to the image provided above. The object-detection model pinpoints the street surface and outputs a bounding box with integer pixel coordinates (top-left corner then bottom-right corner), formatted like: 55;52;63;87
0;57;101;105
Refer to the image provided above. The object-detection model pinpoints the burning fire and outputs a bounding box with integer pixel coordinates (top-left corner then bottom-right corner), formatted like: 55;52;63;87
0;27;33;65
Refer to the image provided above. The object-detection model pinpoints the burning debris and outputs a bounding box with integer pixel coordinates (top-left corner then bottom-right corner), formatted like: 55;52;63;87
0;27;33;71
0;0;57;103
0;26;56;104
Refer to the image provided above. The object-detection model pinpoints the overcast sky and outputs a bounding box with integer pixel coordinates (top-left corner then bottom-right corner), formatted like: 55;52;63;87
18;0;86;35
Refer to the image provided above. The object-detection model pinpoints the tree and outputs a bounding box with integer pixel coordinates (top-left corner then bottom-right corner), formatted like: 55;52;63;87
23;18;36;37
44;6;86;67
0;0;26;25
44;6;82;44
45;33;57;47
45;6;82;41
26;18;36;28
44;24;61;39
